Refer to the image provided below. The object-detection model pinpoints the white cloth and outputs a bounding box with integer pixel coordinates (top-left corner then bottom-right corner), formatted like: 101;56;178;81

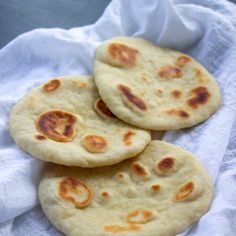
0;0;236;235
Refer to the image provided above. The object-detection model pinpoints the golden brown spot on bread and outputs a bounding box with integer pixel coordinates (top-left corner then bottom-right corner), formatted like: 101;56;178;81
58;177;93;208
35;134;47;140
176;55;191;67
195;69;207;83
157;157;175;172
108;43;139;67
127;210;154;224
101;192;109;198
158;65;183;79
123;130;136;145
187;86;211;109
79;82;88;89
166;109;189;118
43;79;60;92
125;141;132;145
195;68;202;77
171;90;182;98
175;181;194;201
118;84;147;111
104;224;141;233
151;184;160;192
94;98;116;118
82;134;107;153
132;162;149;177
35;110;77;142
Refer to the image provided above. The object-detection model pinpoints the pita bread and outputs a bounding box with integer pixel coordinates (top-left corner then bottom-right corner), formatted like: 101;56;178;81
94;37;221;130
9;75;150;167
38;141;213;236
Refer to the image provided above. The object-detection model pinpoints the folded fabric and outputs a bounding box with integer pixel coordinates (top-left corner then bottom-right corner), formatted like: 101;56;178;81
0;0;236;235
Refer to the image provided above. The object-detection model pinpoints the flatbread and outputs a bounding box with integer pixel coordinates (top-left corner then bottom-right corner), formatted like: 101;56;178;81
9;75;151;167
38;141;213;236
94;37;221;130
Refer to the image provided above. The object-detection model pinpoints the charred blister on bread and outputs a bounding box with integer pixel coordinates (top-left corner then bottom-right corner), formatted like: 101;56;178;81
35;134;47;140
58;177;93;208
126;210;154;224
81;134;108;153
171;90;182;99
174;181;194;202
176;55;192;67
94;98;116;118
101;191;109;198
43;79;60;92
132;162;150;180
174;177;204;202
187;86;211;109
158;65;183;79
118;84;148;112
108;43;139;67
151;184;161;193
166;109;189;119
155;157;178;176
123;130;136;145
35;110;77;142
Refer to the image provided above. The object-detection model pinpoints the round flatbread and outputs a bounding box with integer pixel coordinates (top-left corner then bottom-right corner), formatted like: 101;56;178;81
9;75;151;167
94;37;221;130
38;141;213;236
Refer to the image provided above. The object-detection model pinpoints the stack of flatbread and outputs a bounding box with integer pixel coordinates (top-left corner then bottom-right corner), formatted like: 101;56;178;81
9;37;221;236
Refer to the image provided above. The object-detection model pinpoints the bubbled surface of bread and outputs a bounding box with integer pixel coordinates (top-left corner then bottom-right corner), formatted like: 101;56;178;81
94;37;221;130
38;141;213;236
9;75;151;167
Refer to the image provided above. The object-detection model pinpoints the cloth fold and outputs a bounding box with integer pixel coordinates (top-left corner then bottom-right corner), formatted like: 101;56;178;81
0;0;236;235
